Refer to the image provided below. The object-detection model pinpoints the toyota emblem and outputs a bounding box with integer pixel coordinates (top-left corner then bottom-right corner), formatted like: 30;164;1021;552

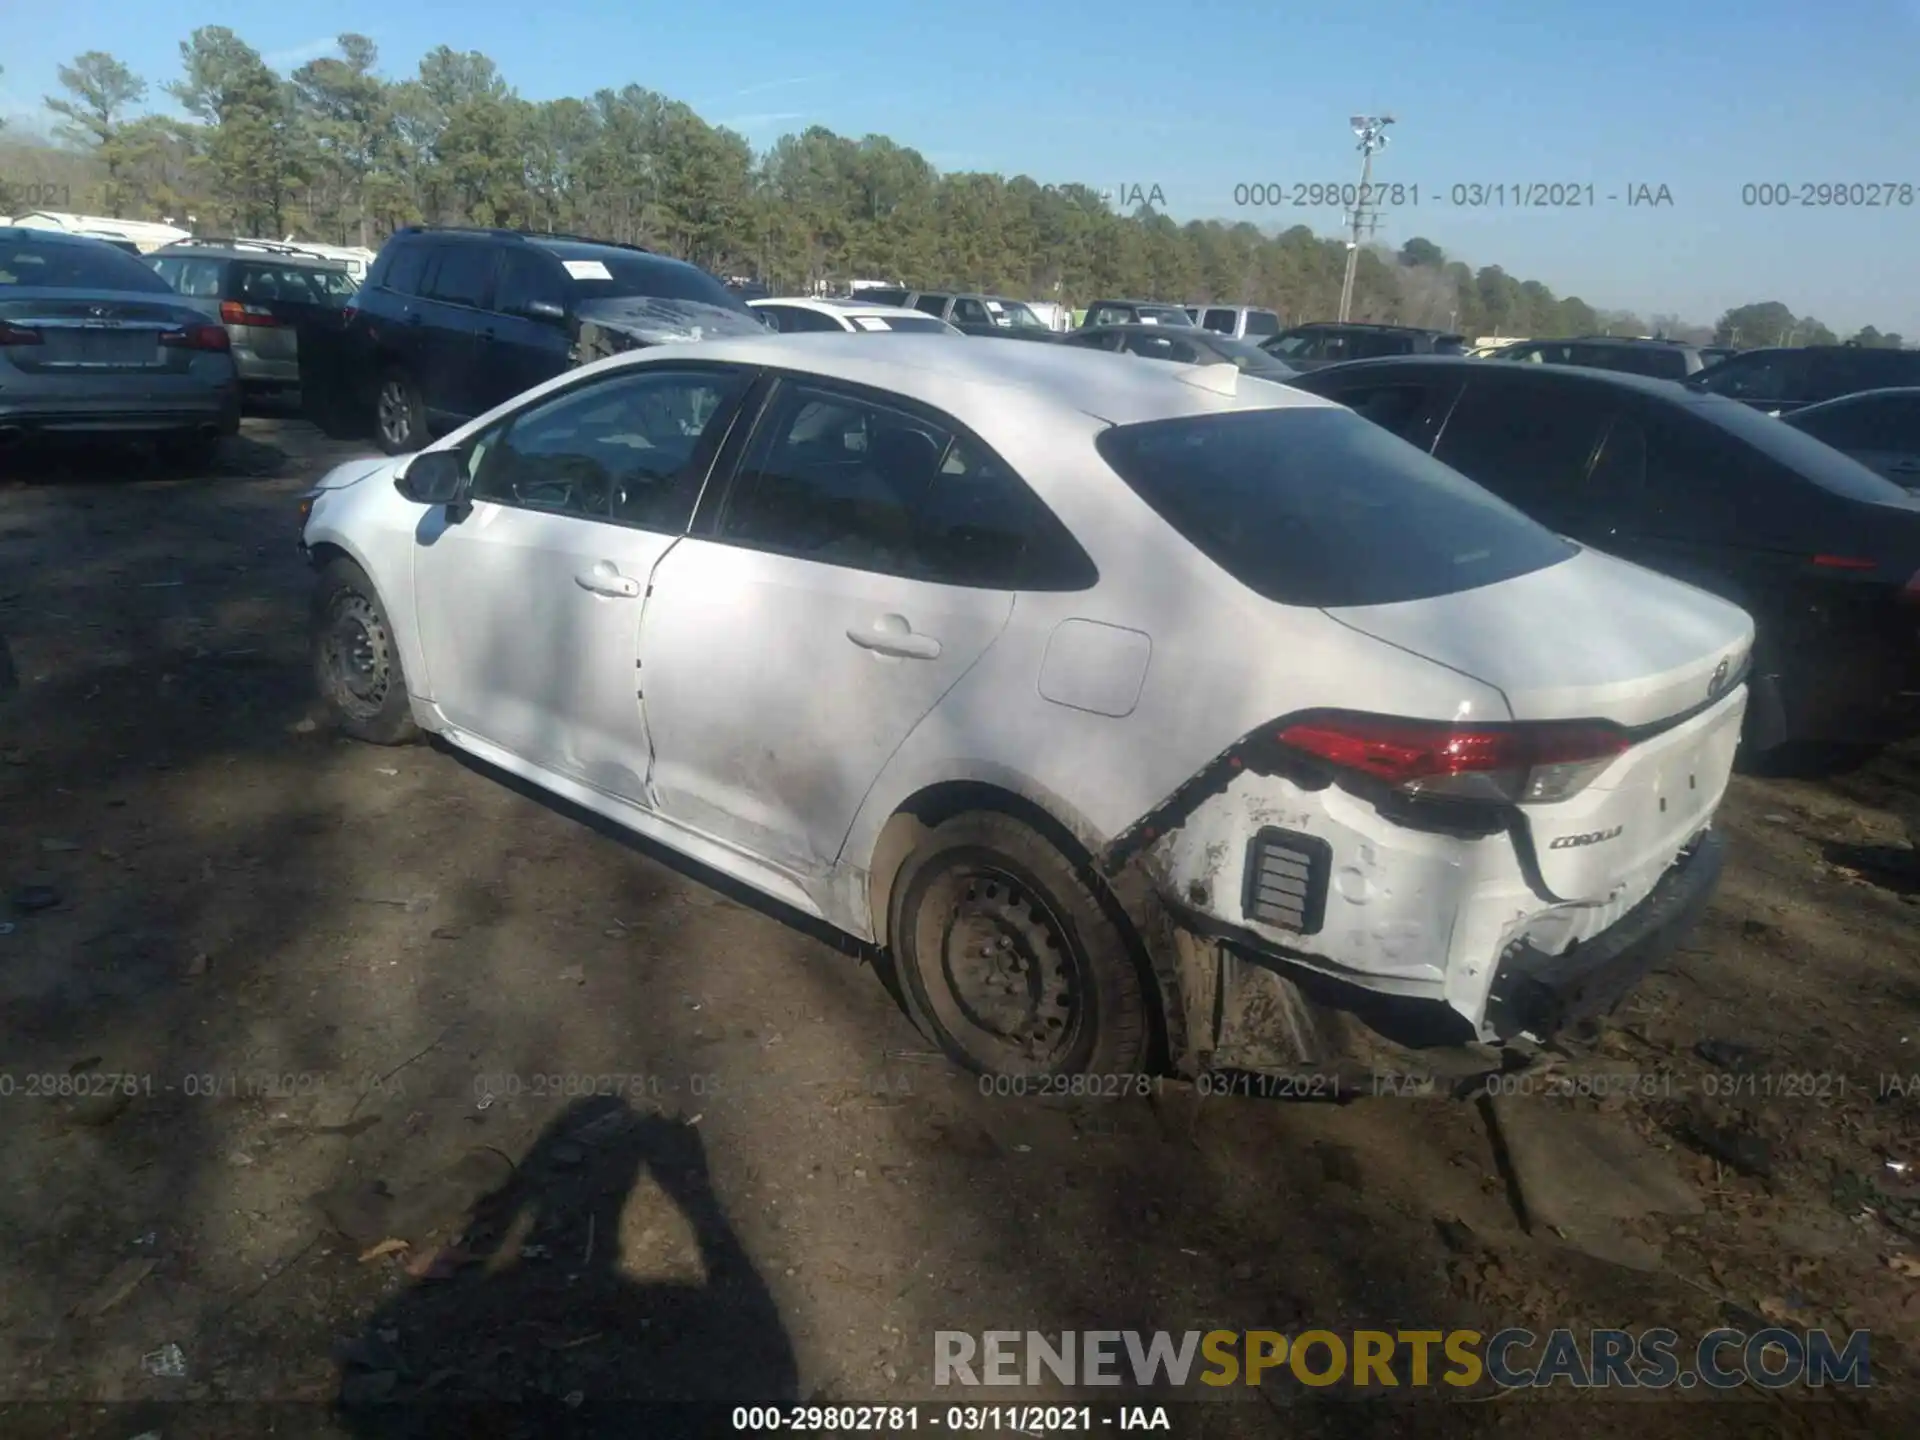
1708;658;1730;699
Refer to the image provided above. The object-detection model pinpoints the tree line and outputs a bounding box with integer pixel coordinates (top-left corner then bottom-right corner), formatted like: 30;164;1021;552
0;33;1904;349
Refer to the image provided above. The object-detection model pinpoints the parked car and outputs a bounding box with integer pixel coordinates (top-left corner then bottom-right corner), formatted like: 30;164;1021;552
727;280;771;302
1262;322;1468;370
1059;323;1300;381
1781;388;1920;490
749;296;962;336
1189;304;1283;343
1079;298;1195;328
1290;356;1920;761
1488;335;1706;381
0;226;240;462
1687;344;1920;415
148;238;358;403
1698;346;1740;368
853;289;1059;341
301;333;1749;1075
343;225;765;454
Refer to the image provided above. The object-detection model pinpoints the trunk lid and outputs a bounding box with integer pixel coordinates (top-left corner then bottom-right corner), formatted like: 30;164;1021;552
1;289;220;375
1324;546;1755;901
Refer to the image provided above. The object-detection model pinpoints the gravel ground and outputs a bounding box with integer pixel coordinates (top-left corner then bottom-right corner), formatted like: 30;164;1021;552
3;420;1919;1438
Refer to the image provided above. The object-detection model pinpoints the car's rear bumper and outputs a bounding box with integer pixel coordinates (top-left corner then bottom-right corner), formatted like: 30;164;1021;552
0;391;240;436
1481;828;1724;1039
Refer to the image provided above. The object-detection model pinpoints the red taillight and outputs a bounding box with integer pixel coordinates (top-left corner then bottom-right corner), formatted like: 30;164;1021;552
161;324;231;352
0;320;43;345
219;300;281;328
1811;554;1878;570
1275;713;1632;805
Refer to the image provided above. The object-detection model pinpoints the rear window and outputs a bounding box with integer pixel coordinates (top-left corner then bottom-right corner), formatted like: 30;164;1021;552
539;244;750;313
0;236;173;292
1243;310;1282;338
1696;396;1915;504
1096;407;1576;607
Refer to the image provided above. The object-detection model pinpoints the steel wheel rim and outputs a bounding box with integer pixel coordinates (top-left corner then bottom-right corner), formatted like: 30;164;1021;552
377;381;411;446
923;862;1082;1071
321;592;391;718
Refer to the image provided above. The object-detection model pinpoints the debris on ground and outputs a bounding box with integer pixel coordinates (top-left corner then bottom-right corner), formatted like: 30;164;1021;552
140;1343;187;1379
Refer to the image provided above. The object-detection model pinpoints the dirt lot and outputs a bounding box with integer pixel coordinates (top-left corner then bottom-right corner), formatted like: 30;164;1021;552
3;419;1920;1437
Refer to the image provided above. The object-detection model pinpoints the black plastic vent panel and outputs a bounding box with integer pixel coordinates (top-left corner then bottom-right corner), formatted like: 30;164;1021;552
1241;827;1332;935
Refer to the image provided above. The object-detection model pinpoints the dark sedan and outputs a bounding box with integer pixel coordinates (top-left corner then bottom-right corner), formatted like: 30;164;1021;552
0;227;240;462
1059;323;1300;381
1289;356;1920;764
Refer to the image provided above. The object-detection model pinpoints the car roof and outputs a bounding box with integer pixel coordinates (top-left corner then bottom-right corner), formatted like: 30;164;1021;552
525;237;710;277
1193;303;1277;313
1090;298;1187;307
150;241;346;268
1303;353;1705;399
603;332;1341;426
1285;321;1449;336
1;224;138;249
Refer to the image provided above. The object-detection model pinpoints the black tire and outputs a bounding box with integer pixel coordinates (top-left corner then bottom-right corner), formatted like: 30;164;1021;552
887;812;1149;1079
312;556;418;745
373;366;426;455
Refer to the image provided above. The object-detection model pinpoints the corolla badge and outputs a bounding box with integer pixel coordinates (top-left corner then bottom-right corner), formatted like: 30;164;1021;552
1550;826;1624;850
1708;658;1731;700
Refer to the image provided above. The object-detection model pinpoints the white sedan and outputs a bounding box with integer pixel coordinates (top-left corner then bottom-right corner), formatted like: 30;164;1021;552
299;335;1753;1079
749;296;962;336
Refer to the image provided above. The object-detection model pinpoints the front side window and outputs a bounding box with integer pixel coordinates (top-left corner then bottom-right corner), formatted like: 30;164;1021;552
716;381;1094;588
1692;350;1810;403
951;298;991;325
469;367;750;528
494;250;568;320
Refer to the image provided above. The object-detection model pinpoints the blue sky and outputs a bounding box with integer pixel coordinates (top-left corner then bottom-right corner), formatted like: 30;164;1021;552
5;0;1917;335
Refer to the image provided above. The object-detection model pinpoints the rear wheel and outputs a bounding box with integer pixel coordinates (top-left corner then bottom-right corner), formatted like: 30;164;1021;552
312;557;417;745
374;367;426;455
888;812;1148;1079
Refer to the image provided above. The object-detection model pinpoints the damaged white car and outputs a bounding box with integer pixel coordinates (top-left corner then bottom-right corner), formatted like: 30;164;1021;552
299;334;1752;1079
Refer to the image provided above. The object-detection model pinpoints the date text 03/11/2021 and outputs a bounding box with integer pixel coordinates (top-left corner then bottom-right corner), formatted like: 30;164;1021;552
729;1404;1171;1431
1231;182;1674;208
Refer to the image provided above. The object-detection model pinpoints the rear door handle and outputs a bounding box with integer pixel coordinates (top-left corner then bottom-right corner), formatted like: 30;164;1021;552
846;614;942;660
575;562;641;598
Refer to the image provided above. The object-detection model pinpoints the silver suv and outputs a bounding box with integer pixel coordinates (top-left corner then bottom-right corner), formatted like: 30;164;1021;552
1188;304;1283;342
148;239;357;401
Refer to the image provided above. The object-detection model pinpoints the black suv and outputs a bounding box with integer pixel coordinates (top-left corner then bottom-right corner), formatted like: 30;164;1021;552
1261;322;1467;370
1488;335;1706;382
1686;344;1920;415
344;227;766;453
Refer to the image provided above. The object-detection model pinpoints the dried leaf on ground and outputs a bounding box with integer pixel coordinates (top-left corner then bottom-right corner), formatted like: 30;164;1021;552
357;1238;410;1263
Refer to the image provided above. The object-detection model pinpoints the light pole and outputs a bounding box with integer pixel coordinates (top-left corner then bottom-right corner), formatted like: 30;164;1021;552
1337;114;1394;323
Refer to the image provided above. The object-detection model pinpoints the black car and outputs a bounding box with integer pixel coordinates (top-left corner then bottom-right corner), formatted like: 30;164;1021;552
1261;322;1468;371
855;289;1058;341
1290;357;1920;759
344;226;766;453
1079;298;1195;329
1782;388;1920;490
1698;346;1740;367
1059;323;1300;381
1488;335;1706;381
1686;344;1920;415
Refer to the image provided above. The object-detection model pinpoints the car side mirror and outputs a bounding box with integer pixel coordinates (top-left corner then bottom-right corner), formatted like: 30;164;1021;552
396;449;467;506
525;299;568;326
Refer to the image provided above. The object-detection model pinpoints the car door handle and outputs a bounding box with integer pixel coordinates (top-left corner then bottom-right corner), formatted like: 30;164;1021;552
846;616;942;660
575;563;641;598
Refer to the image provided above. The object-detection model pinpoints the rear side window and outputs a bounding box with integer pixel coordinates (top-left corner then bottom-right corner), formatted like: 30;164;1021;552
1201;308;1236;334
1351;333;1415;359
1096;407;1575;607
1432;382;1610;511
420;244;492;308
913;294;952;318
235;264;326;303
380;244;428;297
0;237;173;292
1790;394;1920;452
1244;311;1282;339
1693;350;1810;403
1317;381;1440;445
152;256;225;298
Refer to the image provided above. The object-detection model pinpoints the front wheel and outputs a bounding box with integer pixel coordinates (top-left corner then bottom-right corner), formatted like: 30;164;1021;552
374;367;426;455
312;557;418;745
888;812;1149;1078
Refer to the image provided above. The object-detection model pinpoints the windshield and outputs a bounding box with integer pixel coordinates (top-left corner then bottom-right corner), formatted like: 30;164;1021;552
1207;335;1294;369
1696;394;1915;504
1265;331;1321;357
1097;406;1575;607
0;236;175;292
540;244;751;314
